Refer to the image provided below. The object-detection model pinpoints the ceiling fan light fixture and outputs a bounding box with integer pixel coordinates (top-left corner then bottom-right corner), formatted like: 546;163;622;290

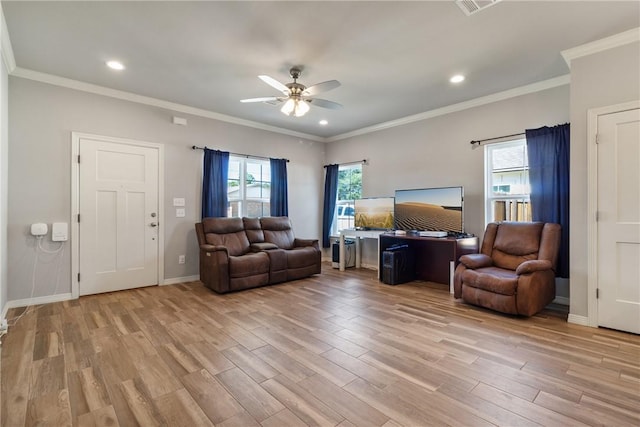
281;98;309;117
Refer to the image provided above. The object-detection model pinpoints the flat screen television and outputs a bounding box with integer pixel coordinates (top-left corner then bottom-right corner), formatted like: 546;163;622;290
394;186;464;233
354;197;395;230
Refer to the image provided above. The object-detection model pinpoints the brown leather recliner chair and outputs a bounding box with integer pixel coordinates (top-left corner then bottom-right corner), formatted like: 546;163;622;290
453;222;561;316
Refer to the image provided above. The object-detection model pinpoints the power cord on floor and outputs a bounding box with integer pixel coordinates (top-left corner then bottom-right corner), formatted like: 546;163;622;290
5;236;66;332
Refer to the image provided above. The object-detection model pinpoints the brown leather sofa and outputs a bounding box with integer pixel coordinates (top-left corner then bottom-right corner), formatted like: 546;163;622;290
453;221;561;316
195;216;321;293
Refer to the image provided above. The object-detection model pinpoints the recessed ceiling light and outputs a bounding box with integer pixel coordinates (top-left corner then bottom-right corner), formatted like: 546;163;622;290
450;74;465;83
319;120;328;126
106;60;125;71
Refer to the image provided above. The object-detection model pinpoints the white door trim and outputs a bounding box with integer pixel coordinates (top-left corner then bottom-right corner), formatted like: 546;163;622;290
586;100;640;327
71;132;165;298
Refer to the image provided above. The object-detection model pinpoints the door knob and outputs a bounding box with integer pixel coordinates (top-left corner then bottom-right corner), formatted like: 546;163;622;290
150;222;158;227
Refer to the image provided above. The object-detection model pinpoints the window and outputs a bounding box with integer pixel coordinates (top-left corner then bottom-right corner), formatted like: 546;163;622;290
227;156;271;217
334;164;362;231
485;139;531;224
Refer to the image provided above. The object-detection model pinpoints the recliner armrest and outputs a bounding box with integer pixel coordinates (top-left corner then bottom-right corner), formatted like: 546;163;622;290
294;238;319;250
459;253;493;269
516;259;553;275
200;244;228;253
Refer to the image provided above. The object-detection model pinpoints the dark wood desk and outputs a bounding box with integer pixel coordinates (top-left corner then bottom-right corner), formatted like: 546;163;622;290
378;233;479;286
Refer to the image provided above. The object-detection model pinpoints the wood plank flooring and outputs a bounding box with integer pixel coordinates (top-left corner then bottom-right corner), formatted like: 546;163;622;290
2;263;639;426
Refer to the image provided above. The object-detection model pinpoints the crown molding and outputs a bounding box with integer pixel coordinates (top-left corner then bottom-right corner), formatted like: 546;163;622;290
326;74;570;142
561;27;640;68
11;67;571;144
0;4;16;73
10;67;326;142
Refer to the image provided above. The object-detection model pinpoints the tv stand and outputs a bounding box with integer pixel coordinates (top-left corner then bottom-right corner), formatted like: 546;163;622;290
379;232;479;289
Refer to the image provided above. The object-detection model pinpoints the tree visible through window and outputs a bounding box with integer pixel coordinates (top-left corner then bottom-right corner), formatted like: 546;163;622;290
485;140;531;224
227;156;271;217
335;164;362;231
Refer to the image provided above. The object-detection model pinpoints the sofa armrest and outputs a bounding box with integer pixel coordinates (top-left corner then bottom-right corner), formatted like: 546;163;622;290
458;253;493;269
250;242;279;252
200;244;228;254
294;238;319;250
516;259;553;275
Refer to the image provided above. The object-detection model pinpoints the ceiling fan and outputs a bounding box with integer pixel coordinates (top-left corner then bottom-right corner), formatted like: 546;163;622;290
241;67;342;117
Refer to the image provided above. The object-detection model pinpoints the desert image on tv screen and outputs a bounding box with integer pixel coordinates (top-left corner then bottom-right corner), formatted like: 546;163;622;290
355;197;394;229
394;187;463;232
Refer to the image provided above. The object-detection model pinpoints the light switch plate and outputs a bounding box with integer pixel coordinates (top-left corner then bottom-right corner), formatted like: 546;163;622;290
176;208;186;218
173;198;185;207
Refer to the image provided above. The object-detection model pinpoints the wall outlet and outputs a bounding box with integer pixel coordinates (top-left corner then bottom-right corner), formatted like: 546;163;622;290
178;255;185;264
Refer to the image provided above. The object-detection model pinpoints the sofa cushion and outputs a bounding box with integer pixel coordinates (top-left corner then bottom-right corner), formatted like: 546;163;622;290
462;267;518;296
202;217;250;256
243;217;265;243
286;246;319;269
229;252;270;278
261;216;296;250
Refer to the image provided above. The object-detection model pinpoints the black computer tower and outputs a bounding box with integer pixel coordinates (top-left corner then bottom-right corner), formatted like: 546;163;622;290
382;245;415;285
332;240;355;268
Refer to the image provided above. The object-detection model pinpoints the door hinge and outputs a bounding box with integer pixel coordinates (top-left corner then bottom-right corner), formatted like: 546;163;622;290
77;155;80;163
595;211;599;222
596;288;599;299
77;213;80;223
595;134;600;144
77;273;80;282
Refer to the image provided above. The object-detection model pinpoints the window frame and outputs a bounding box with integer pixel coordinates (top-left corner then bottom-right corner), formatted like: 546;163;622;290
332;163;362;234
227;155;271;218
484;139;531;225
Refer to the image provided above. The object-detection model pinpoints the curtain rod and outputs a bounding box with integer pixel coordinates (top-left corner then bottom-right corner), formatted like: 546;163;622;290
191;145;289;162
470;132;525;146
323;159;368;168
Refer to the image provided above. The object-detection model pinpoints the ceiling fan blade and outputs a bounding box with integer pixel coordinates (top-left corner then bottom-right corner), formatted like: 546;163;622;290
258;75;290;94
240;96;281;103
308;98;343;110
303;80;341;96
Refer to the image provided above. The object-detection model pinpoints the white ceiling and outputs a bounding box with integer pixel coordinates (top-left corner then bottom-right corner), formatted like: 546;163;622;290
2;1;639;140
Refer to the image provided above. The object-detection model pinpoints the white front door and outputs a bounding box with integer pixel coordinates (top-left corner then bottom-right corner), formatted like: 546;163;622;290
79;136;160;296
596;108;640;334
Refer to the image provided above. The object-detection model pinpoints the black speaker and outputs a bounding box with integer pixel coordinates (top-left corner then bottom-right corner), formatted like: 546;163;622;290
382;246;415;285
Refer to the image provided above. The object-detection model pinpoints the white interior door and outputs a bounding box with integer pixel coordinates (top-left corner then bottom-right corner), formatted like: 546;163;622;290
596;108;640;334
79;136;160;296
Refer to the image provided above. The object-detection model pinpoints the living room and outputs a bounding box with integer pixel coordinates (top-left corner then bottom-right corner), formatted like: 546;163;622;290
0;1;639;426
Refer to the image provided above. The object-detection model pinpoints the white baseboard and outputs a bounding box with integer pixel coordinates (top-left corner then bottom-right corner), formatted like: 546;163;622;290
359;263;377;270
1;302;8;324
553;296;570;306
6;292;74;310
163;275;200;285
567;313;590;326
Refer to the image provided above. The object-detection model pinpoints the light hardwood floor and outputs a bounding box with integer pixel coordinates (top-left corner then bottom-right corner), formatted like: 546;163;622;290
2;264;639;426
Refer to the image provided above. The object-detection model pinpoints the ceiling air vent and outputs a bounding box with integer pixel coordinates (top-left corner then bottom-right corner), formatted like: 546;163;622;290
456;0;503;16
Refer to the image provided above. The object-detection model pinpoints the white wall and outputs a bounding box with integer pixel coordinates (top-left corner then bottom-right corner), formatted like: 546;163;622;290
569;40;640;318
325;85;570;296
8;77;324;302
0;6;9;322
